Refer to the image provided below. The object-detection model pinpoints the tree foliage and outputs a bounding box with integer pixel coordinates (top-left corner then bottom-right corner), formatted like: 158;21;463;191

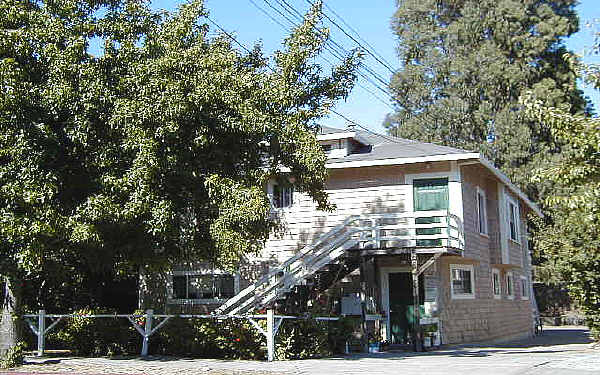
524;31;600;339
0;0;359;307
386;0;589;195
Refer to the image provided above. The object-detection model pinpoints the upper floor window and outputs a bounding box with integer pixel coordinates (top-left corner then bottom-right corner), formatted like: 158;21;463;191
520;276;529;300
172;273;235;301
507;197;520;242
273;184;293;208
492;268;501;299
413;178;449;212
477;187;488;235
450;264;475;299
506;271;514;299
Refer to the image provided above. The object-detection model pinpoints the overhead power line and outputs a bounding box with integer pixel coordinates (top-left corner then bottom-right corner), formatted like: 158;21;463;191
205;15;402;145
305;0;397;75
260;0;393;95
320;0;396;73
329;109;406;145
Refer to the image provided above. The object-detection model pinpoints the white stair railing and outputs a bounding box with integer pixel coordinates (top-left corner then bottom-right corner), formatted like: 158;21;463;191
215;211;464;316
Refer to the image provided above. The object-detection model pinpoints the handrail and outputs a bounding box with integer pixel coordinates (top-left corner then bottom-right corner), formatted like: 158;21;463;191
217;211;465;315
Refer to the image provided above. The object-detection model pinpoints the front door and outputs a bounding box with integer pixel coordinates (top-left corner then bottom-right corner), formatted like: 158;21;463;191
388;272;424;345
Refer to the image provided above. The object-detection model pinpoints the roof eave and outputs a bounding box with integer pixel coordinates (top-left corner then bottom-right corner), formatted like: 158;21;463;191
325;152;480;169
477;156;543;218
322;152;542;218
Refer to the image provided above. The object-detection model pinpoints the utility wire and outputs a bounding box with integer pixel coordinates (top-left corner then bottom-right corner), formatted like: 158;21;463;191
244;1;393;109
306;0;396;75
264;0;392;92
206;15;403;145
320;0;396;72
329;109;406;145
248;0;290;31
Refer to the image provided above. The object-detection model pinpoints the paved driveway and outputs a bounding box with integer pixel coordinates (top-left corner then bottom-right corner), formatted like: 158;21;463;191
3;326;598;375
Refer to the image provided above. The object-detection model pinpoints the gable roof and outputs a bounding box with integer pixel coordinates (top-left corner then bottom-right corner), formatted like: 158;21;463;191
318;126;542;217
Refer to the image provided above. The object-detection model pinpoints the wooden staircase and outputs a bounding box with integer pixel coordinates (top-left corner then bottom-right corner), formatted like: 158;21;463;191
214;211;464;316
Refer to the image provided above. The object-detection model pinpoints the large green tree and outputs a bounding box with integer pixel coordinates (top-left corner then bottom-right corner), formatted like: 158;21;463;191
386;0;589;194
524;35;600;340
0;0;359;353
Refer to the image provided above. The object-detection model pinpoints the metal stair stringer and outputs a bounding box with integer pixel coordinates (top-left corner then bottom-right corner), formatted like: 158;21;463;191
214;215;364;316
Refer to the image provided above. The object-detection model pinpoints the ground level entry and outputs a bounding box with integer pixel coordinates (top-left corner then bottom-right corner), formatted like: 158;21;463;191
388;272;424;346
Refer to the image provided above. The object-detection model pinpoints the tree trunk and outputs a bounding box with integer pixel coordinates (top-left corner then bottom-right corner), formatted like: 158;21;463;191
0;275;20;356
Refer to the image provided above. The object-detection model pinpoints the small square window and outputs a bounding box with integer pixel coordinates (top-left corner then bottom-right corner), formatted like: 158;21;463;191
273;184;293;208
492;269;501;299
450;264;475;299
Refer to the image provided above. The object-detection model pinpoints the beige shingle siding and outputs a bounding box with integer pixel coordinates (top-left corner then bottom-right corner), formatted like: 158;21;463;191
437;164;533;344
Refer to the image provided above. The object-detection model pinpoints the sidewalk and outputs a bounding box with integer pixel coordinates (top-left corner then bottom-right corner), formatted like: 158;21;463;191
3;326;598;375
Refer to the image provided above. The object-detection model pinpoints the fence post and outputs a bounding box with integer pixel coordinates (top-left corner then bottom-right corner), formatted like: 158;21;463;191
266;308;274;362
141;309;153;357
37;310;45;357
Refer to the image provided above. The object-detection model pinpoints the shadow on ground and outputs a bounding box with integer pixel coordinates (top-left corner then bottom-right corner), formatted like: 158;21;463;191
21;326;594;366
307;327;594;362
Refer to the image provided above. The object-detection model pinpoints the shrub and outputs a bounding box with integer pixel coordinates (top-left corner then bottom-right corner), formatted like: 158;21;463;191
47;308;140;356
152;317;265;359
0;342;26;369
276;317;356;360
42;311;355;360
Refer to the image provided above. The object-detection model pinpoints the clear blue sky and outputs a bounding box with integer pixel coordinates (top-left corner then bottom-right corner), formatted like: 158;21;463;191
150;0;600;133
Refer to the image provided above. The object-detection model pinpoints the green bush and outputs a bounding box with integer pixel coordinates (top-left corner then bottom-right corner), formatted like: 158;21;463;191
47;308;140;356
0;342;26;369
152;317;265;359
43;310;355;360
276;317;356;360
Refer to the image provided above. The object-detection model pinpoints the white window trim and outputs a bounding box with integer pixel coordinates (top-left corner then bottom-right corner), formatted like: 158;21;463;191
450;264;476;300
506;195;520;244
492;268;501;299
405;162;464;250
167;270;240;305
505;271;514;300
269;181;295;210
520;275;529;300
476;187;488;237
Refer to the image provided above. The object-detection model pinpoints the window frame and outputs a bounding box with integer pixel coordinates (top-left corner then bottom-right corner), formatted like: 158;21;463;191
520;275;529;300
272;183;294;209
450;264;476;300
506;195;520;243
476;187;488;236
492;268;501;299
505;271;514;300
168;270;238;305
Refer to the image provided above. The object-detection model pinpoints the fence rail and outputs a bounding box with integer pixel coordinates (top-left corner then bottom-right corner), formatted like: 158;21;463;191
23;309;338;361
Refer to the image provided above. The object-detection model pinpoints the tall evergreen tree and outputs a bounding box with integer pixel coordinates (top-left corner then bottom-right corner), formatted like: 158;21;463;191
386;0;589;194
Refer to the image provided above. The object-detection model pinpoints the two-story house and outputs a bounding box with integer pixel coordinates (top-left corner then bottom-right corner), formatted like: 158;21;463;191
150;125;541;348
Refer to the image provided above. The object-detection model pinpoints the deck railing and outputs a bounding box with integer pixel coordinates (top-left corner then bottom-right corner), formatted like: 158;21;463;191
214;211;464;316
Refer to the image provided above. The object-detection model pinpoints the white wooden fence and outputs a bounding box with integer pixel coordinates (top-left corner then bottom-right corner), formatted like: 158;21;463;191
23;309;339;361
